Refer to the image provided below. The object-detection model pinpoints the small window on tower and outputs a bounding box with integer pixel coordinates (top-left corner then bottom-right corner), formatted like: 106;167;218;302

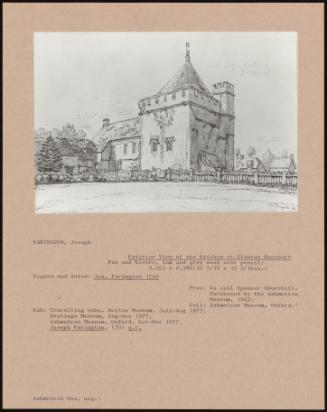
165;136;175;151
124;144;128;154
155;97;159;104
132;142;137;153
150;136;160;153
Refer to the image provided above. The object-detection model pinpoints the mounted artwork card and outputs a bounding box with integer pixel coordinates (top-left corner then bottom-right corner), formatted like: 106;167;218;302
3;3;324;410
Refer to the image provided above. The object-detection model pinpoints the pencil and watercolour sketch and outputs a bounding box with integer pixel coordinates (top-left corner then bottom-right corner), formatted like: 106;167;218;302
34;32;297;213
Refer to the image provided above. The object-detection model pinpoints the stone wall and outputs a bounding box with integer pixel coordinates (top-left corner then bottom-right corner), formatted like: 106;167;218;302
140;105;190;170
59;156;79;175
100;137;141;170
189;106;234;171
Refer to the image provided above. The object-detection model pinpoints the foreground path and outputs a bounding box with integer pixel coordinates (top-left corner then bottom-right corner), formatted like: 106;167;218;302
35;182;297;213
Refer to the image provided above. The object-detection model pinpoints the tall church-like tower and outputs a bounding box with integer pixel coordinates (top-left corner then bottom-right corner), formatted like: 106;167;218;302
138;44;235;171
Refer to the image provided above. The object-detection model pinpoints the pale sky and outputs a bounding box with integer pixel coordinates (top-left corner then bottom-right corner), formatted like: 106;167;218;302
34;32;297;157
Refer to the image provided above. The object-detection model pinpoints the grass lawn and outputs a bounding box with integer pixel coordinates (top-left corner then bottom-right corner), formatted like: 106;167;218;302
35;182;297;213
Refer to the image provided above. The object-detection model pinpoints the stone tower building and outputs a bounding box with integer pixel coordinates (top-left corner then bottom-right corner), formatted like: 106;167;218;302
93;44;235;172
138;44;235;171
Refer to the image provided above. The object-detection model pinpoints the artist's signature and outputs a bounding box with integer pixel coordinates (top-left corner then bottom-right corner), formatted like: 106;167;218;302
204;61;270;76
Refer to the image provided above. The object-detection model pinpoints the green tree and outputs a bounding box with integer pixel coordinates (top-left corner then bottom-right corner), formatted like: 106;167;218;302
37;135;63;174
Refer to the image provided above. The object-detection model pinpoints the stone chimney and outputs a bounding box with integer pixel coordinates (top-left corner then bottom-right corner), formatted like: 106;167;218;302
103;118;110;128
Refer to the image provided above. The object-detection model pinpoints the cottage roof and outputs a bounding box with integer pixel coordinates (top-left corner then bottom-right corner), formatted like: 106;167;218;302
239;157;264;170
69;138;97;152
34;136;88;157
92;117;141;151
158;61;211;96
270;157;291;169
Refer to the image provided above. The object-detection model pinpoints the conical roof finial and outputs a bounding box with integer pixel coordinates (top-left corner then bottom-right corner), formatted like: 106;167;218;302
185;42;190;62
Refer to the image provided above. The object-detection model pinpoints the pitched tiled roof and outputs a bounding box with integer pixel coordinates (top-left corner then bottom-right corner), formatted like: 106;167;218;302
35;135;96;157
69;138;97;152
239;157;265;170
92;117;141;151
270;157;291;169
158;61;211;96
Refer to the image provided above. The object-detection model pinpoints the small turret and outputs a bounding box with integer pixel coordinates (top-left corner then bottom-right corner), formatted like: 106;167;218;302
212;81;234;115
